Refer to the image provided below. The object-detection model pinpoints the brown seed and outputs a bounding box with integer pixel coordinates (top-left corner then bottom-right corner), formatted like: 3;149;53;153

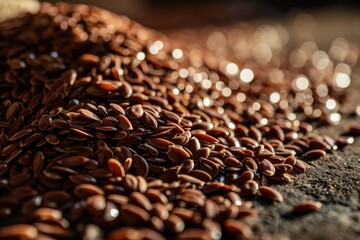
74;184;104;198
291;201;322;215
80;53;100;64
142;111;158;129
176;229;210;240
129;192;152;211
49;106;63;117
50;119;69;129
98;80;122;91
45;133;59;145
96;126;118;132
168;145;191;164
70;128;94;138
0;224;38;240
86;195;106;214
193;133;219;143
165;214;185;233
348;123;360;135
109;103;126;115
200;199;220;219
58;156;90;168
241;180;259;195
335;136;354;148
69;174;97;185
34;222;70;238
284;155;297;166
78;108;101;121
107;227;141;240
224;219;253;240
161;110;181;123
273;163;293;174
117;114;133;130
249;125;262;142
132;154;149;177
302;149;326;159
123;174;138;192
9;128;32;141
121;203;151;226
146;138;173;149
258;186;284;202
260;159;276;176
224;156;243;168
188;169;212;182
32;207;62;221
5;102;19;120
38;115;52;130
309;139;331;151
178;174;205;186
193;147;211;160
33;151;44;176
239;137;259;148
127;104;144;119
120;81;133;98
108;158;125;177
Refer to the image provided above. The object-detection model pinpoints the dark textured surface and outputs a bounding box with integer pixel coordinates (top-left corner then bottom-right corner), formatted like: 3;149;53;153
253;128;360;240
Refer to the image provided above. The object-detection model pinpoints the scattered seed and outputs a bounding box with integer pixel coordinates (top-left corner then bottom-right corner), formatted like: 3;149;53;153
258;186;284;202
291;201;322;215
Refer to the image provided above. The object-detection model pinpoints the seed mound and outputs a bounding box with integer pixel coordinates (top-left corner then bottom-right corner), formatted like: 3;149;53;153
0;2;357;240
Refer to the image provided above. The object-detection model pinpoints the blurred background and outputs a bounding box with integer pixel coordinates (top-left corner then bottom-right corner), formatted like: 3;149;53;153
40;0;360;29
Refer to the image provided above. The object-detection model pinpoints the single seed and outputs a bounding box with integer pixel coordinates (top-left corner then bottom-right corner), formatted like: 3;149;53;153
258;186;284;202
291;201;322;215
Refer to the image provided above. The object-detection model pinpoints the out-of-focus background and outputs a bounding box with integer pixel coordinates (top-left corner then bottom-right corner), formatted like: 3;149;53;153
41;0;360;29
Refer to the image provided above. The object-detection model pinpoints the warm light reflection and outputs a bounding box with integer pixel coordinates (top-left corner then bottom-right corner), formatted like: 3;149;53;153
329;112;341;124
136;52;145;61
312;51;330;70
149;45;159;54
179;69;188;78
226;62;239;76
222;87;232;97
203;97;211;106
240;68;254;83
172;49;183;59
236;93;246;102
293;76;310;91
356;106;360;116
201;79;212;89
334;73;350;88
154;40;164;50
193;73;202;83
326;99;337;110
269;92;280;104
